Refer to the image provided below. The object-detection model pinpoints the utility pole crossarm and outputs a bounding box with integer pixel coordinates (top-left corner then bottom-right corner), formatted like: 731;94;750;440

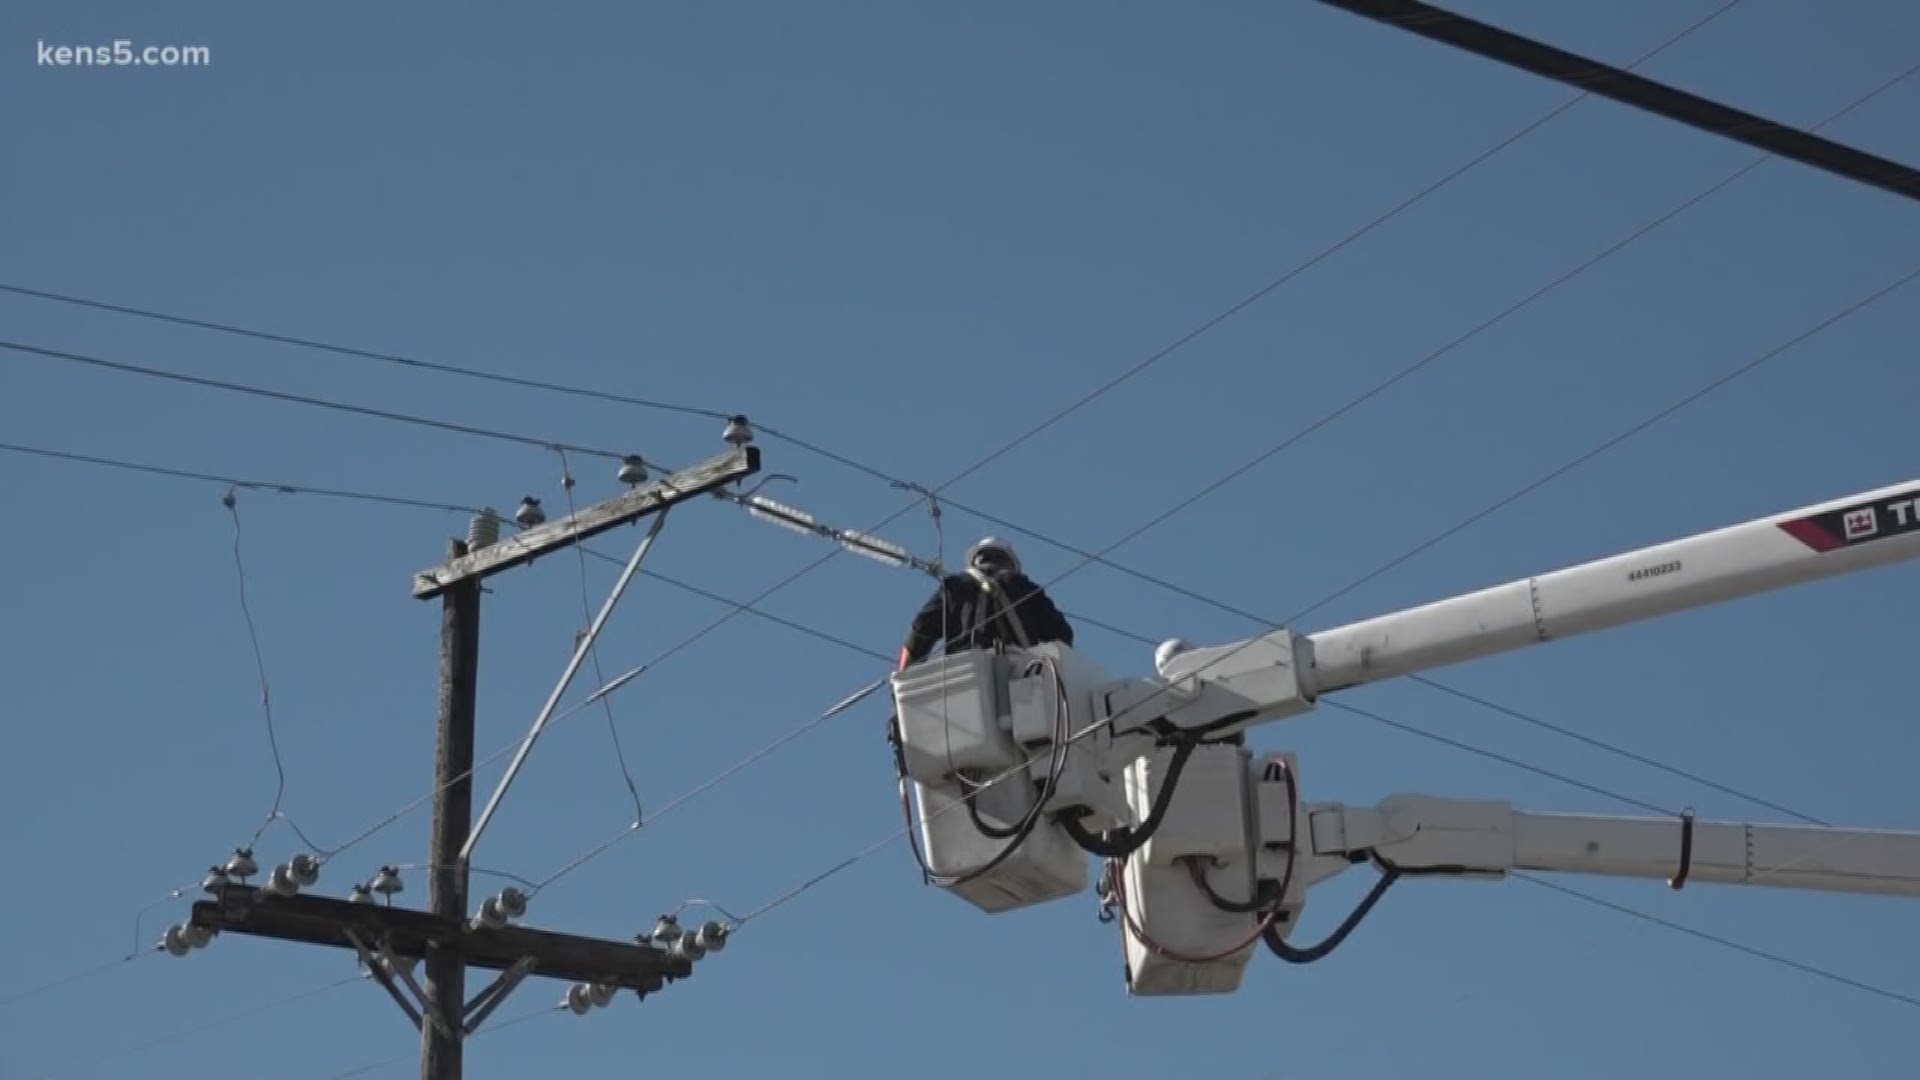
188;885;688;990
410;445;760;598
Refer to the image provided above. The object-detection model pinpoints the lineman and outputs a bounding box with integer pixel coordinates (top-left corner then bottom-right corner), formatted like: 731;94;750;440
897;536;1074;669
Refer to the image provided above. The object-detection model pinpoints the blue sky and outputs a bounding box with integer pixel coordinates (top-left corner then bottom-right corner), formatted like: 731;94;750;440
3;1;1918;1076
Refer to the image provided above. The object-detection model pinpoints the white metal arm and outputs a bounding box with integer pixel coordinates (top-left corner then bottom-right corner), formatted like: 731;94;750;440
1148;477;1920;727
1304;796;1920;899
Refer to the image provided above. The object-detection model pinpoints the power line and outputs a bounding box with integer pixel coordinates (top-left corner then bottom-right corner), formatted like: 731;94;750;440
1407;676;1827;825
0;439;891;660
1315;0;1920;205
0;436;1853;902
0;952;154;1011
321;1005;560;1079
1017;65;1920;621
554;448;647;826
1326;700;1672;815
0;339;627;460
28;975;362;1080
0;430;1874;920
223;488;298;851
11;446;1900;1016
0;442;480;515
1516;873;1920;1010
0;282;728;422
0;0;1746;631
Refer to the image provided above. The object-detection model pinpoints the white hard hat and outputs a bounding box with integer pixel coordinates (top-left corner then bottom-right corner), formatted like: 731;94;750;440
967;536;1020;574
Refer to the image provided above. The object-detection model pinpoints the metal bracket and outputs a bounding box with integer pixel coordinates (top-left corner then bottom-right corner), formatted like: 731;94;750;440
463;510;670;864
345;928;429;1033
463;956;536;1034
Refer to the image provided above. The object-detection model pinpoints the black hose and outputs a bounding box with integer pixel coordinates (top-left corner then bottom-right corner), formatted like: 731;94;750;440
1057;734;1200;858
1262;861;1400;964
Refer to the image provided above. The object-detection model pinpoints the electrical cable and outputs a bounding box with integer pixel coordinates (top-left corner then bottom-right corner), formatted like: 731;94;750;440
2;437;896;663
23;28;1885;800
1261;862;1401;965
0;442;481;515
0;952;156;1011
780;251;1920;880
1515;873;1920;1010
1057;734;1200;858
1314;0;1920;205
0;339;626;460
551;55;1920;855
27;975;362;1080
1406;675;1828;825
1188;756;1297;915
224;487;300;851
527;680;873;892
555;448;647;826
1326;700;1675;815
318;1005;563;1079
996;74;1920;634
15;438;1820;914
0;0;1744;637
1107;853;1289;965
0;438;1871;931
0;284;728;422
7;368;1896;991
19;0;1903;1024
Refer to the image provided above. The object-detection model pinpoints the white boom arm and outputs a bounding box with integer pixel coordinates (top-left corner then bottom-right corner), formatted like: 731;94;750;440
1306;796;1920;898
1106;750;1920;997
1142;476;1920;734
1302;477;1920;694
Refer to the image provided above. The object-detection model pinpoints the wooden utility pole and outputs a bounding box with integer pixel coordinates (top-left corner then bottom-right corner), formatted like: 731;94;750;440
185;435;763;1080
424;536;480;1080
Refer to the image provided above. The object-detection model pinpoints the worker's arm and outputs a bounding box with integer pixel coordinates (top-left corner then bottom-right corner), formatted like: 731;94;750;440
900;578;958;667
1011;574;1074;646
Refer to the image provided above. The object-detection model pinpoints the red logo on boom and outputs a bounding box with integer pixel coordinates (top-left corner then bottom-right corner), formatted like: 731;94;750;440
1843;508;1878;540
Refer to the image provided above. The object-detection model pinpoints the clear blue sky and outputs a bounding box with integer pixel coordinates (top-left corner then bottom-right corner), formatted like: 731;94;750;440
3;1;1918;1077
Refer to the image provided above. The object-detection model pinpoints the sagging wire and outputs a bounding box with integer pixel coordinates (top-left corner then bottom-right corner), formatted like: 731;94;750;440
556;448;646;826
223;487;337;857
0;952;156;1011
740;254;1920;909
387;863;541;890
528;675;889;894
669;898;749;922
0;339;627;461
29;975;363;1079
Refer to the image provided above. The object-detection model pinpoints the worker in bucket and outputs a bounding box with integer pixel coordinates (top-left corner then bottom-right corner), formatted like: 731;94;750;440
897;536;1074;670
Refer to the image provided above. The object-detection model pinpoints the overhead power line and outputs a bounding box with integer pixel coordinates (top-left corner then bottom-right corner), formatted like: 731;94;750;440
0;443;480;515
1517;874;1920;1010
0;340;627;460
1315;0;1920;205
0;436;1766;925
0;0;1745;630
7;440;1899;1021
8;40;1909;667
0;282;727;421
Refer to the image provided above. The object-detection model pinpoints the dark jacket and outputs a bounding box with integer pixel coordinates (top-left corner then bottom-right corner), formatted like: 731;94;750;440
900;569;1074;666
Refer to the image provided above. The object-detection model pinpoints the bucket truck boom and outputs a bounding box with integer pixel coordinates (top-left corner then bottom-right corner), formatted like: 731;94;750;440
886;475;1920;995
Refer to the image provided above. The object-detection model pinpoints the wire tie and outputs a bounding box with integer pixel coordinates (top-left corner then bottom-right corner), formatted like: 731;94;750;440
1668;806;1696;890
